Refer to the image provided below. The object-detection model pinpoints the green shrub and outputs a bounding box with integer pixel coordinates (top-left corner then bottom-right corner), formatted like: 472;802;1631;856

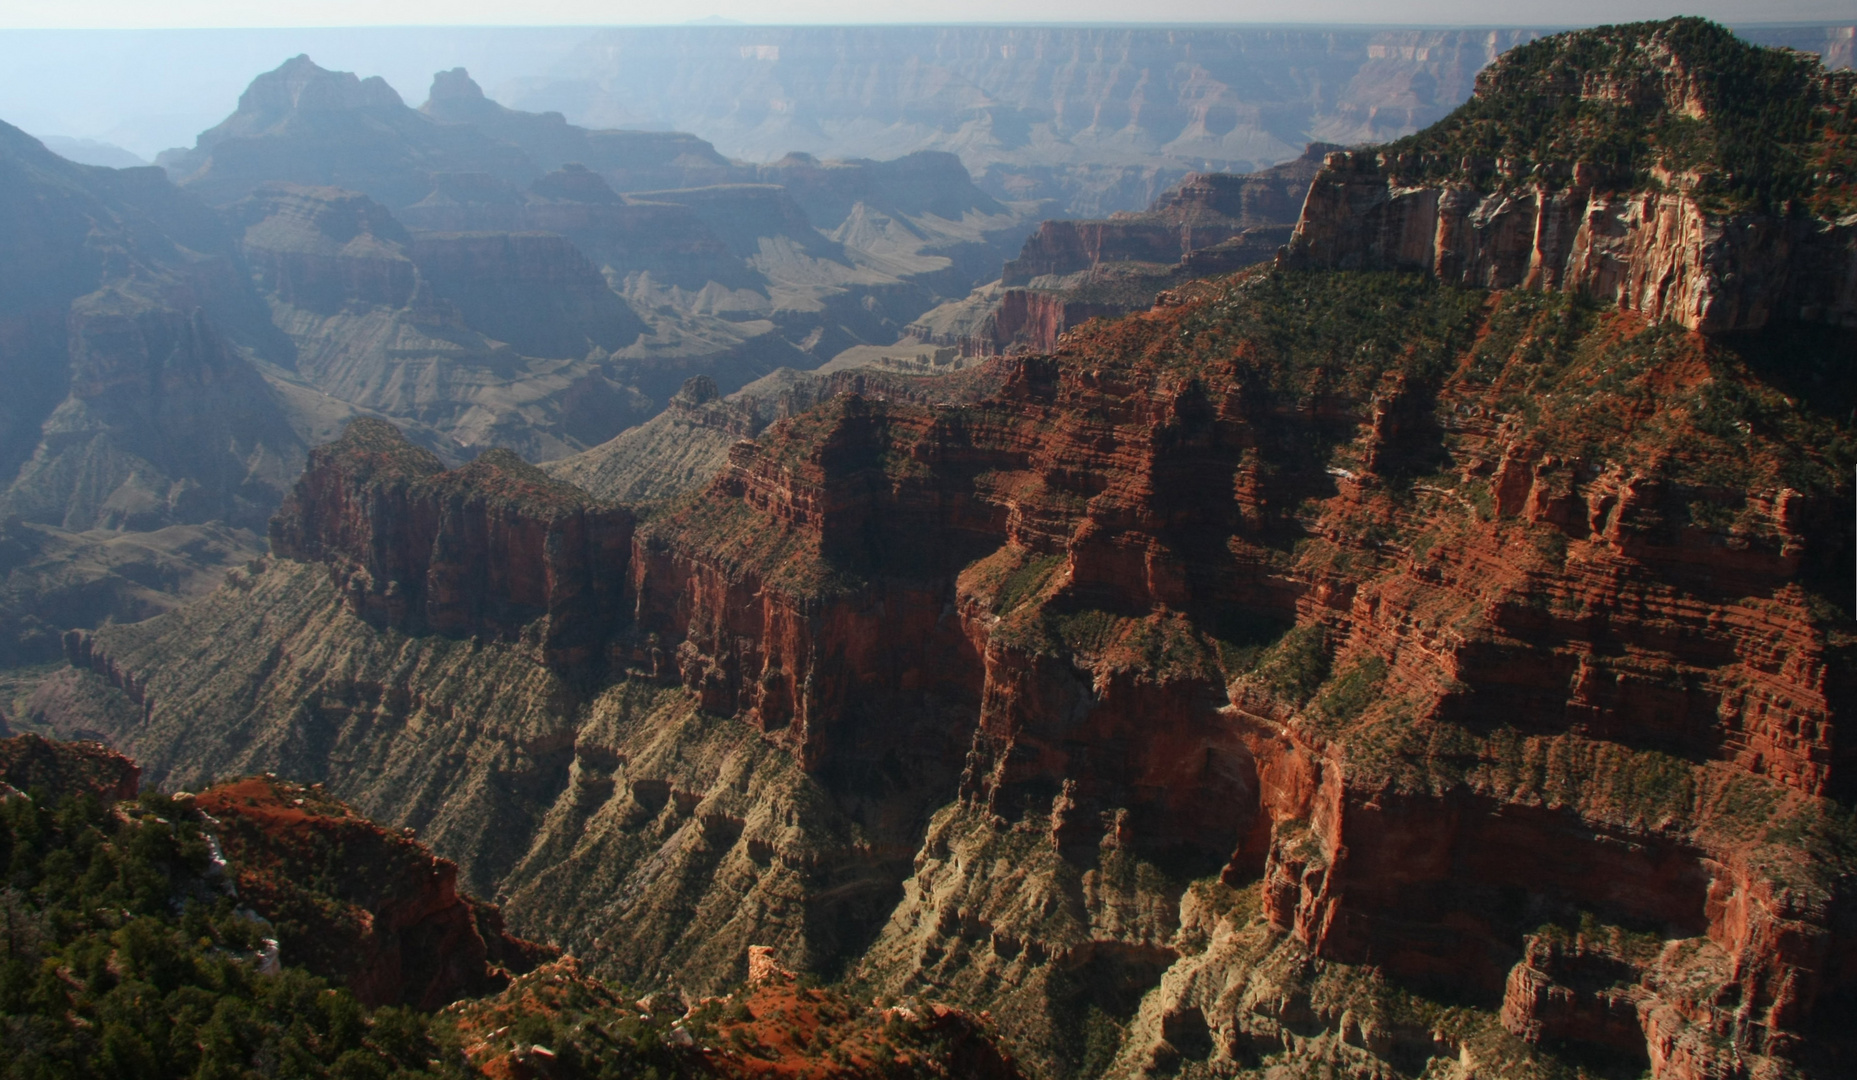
1313;655;1390;726
1255;625;1332;706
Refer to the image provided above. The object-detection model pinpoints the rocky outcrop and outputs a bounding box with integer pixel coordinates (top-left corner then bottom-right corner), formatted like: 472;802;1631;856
1000;146;1331;285
268;418;634;668
158;55;536;209
0;732;139;801
1286;19;1857;332
1288;151;1857;331
409;231;646;357
193;774;554;1009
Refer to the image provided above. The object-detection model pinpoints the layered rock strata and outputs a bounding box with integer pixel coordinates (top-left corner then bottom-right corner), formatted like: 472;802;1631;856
43;22;1857;1079
1001;147;1332;286
1288;152;1857;332
61;263;1855;1078
267;418;634;667
926;147;1329;358
1285;20;1857;332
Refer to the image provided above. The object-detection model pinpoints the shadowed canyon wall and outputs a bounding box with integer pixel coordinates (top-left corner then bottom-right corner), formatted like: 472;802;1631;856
36;20;1857;1080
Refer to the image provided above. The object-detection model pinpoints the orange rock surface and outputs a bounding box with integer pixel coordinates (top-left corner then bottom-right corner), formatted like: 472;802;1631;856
195;775;555;1009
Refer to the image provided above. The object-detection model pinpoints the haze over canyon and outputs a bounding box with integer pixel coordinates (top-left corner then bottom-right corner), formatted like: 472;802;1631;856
0;15;1854;1080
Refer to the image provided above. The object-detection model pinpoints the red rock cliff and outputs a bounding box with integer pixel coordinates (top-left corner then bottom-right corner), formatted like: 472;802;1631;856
628;263;1854;1077
1286;149;1857;332
268;417;634;669
194;775;555;1009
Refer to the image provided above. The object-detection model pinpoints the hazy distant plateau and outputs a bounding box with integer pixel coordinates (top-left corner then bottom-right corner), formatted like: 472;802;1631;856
5;22;1851;215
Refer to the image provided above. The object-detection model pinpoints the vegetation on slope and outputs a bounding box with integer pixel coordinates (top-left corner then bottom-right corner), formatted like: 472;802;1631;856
0;733;1022;1080
1;784;460;1079
1381;17;1857;215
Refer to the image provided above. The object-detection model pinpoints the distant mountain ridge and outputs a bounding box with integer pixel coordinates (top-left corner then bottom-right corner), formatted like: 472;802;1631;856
508;22;1855;216
0;119;302;535
156;54;731;210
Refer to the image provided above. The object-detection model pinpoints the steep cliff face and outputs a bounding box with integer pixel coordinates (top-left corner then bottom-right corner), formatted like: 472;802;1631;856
269;418;634;668
56;265;1856;1079
1286;19;1857;332
986;290;1125;355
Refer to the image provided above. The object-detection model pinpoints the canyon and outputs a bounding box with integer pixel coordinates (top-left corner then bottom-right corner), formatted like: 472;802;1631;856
911;145;1332;355
8;16;1857;1080
54;260;1856;1077
0;50;1048;662
512;23;1855;217
0;731;1021;1077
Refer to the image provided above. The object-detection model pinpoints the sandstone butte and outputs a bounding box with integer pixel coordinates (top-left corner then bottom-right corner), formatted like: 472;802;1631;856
43;18;1857;1080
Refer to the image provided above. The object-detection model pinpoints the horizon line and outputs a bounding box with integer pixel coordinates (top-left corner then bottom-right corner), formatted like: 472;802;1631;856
3;17;1852;31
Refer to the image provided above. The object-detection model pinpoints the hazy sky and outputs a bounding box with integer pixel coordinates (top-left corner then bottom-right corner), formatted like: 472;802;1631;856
2;3;1849;158
5;0;1855;27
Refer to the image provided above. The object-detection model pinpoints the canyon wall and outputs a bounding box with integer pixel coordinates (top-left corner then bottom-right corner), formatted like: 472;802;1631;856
42;22;1857;1079
624;270;1851;1076
268;417;634;668
1286;150;1857;331
1002;147;1330;286
1285;20;1857;333
59;267;1856;1080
